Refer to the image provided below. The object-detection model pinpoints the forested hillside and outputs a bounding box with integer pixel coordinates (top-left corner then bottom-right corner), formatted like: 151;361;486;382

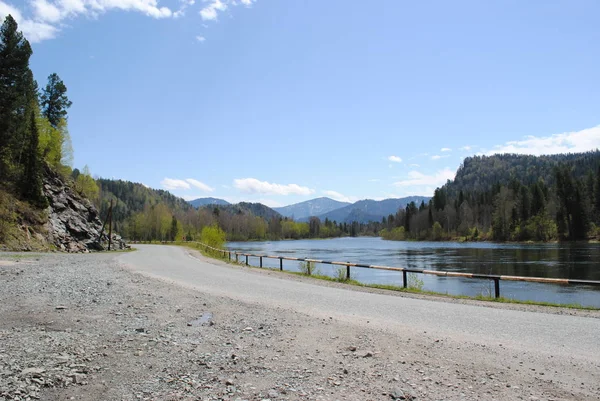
0;15;101;249
381;151;600;242
96;179;384;241
96;179;193;236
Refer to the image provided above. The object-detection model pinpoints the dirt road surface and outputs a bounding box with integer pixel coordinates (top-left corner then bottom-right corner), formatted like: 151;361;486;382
1;244;599;400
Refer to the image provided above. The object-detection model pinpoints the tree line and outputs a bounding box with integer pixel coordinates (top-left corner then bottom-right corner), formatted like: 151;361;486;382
97;151;600;243
0;15;97;209
381;154;600;242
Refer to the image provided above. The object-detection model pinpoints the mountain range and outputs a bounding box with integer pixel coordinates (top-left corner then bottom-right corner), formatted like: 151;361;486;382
297;196;430;223
188;196;430;224
273;197;351;219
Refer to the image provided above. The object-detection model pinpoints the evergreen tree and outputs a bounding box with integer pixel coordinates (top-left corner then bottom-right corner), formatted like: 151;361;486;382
0;15;34;177
20;110;46;206
531;181;546;216
40;73;72;128
595;166;600;222
169;215;178;241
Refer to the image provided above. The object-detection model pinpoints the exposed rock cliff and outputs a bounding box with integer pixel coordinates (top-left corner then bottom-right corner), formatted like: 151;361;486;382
43;166;127;252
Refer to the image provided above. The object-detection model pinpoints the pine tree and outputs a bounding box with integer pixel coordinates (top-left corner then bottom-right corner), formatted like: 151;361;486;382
20;110;46;207
40;73;72;128
531;181;546;216
170;215;178;241
595;165;600;222
0;15;34;177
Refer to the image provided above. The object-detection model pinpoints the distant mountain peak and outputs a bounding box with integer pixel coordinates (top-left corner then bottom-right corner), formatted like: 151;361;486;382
274;197;351;220
304;196;431;224
189;197;230;208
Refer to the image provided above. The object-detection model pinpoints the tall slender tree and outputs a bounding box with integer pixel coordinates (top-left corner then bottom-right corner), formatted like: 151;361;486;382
0;15;34;177
40;73;72;128
20;110;45;206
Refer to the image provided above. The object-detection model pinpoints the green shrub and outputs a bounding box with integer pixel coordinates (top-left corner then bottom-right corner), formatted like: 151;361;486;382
407;273;424;291
334;266;349;282
200;224;226;257
299;261;320;276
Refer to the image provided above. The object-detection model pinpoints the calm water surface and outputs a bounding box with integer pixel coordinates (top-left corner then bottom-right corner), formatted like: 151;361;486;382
227;237;600;307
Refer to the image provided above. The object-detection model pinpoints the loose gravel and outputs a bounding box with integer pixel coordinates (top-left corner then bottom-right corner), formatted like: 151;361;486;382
0;251;599;400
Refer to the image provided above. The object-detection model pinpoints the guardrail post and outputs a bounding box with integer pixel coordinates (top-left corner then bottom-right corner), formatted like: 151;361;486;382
279;257;283;271
228;251;231;261
494;278;500;299
260;256;263;268
245;255;249;266
235;253;239;263
308;262;311;276
346;265;350;280
402;270;407;288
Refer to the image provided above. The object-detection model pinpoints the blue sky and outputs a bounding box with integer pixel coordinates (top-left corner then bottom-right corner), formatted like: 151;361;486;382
2;0;600;207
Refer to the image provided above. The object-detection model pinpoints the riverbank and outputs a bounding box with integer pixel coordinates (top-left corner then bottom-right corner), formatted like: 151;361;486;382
183;241;600;312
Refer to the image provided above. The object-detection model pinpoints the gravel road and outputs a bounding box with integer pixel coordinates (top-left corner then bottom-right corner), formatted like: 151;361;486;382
1;245;599;400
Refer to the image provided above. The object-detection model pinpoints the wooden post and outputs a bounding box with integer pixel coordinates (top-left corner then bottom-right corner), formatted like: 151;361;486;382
96;200;112;244
346;265;350;280
402;270;407;288
107;200;113;251
236;253;239;263
494;278;500;299
279;257;283;271
260;256;263;268
245;255;248;266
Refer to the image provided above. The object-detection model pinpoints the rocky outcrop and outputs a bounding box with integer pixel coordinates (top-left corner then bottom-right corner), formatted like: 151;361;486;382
43;166;127;252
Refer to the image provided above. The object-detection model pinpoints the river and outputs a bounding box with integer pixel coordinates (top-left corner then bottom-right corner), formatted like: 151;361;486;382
226;237;600;307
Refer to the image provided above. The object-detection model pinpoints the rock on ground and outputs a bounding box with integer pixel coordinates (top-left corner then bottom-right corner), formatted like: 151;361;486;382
0;251;598;400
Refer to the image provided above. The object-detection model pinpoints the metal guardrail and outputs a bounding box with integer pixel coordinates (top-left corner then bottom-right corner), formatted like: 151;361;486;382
153;241;600;299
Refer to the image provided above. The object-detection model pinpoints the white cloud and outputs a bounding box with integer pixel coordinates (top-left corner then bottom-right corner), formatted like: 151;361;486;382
233;178;314;196
31;0;61;23
200;0;226;20
322;190;352;203
394;169;455;188
1;0;175;42
2;0;256;43
431;155;442;160
161;178;191;190
185;178;214;192
388;155;402;163
0;1;22;20
195;35;205;42
0;1;59;42
20;19;59;41
489;125;600;156
441;147;452;152
460;145;472;151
